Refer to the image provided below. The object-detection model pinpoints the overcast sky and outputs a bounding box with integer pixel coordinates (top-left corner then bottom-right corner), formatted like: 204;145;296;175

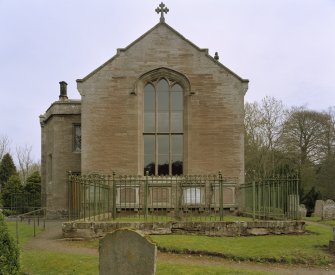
0;0;334;162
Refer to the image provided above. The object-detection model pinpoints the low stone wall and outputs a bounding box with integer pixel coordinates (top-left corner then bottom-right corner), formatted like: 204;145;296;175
62;220;305;239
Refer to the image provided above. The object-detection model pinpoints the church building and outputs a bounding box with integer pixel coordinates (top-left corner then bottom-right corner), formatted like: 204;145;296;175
40;3;249;214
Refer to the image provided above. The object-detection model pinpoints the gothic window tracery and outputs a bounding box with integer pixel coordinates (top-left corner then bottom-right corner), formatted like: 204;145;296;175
143;78;183;176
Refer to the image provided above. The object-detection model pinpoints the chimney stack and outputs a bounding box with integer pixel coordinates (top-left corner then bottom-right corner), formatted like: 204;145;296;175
59;81;68;101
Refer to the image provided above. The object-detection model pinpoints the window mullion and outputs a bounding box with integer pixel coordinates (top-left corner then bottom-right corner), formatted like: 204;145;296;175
155;84;158;176
169;83;172;176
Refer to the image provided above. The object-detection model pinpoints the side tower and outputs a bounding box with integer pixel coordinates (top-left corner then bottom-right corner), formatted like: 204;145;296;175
40;82;81;216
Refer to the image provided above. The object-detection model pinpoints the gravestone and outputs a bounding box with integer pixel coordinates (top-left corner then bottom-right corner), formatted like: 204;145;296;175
99;229;157;275
298;204;307;218
313;200;324;217
323;200;335;220
329;228;335;253
287;195;299;219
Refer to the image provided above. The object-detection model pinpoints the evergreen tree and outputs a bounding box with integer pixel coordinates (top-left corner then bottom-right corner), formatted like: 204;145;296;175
0;153;17;188
1;174;22;210
24;171;41;209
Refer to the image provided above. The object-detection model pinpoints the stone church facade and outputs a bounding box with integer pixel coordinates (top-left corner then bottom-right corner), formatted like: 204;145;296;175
40;6;248;214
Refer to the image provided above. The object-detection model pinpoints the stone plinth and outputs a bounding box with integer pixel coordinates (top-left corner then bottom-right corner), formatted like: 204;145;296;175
63;220;305;239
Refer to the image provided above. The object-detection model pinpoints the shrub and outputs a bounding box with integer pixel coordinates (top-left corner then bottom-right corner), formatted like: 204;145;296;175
0;213;20;275
0;209;17;217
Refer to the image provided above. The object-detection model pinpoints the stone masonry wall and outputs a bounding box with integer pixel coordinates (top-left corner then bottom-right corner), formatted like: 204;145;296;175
40;101;81;214
62;220;305;239
77;23;248;184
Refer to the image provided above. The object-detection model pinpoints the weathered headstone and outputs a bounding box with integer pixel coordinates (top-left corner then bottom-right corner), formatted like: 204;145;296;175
313;200;324;217
329;228;335;253
298;204;307;218
99;229;157;275
287;195;299;219
323;200;335;220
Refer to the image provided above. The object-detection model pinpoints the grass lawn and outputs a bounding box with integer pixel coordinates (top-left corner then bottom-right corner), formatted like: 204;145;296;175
151;224;334;265
66;221;333;266
304;216;335;227
6;220;43;248
19;250;272;275
157;262;272;275
21;250;98;275
5;218;334;274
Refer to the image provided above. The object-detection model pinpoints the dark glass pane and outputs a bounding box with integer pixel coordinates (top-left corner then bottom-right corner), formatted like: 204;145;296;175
157;79;169;112
158;135;169;175
144;135;155;154
144;135;155;175
172;135;183;154
171;112;183;133
171;86;183;111
144;157;155;176
144;113;155;133
172;135;183;175
144;84;155;132
158;154;169;175
172;159;183;175
158;135;169;155
157;112;169;132
144;84;155;111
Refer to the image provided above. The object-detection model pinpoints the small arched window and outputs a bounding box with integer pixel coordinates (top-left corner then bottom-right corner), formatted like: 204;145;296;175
144;79;183;176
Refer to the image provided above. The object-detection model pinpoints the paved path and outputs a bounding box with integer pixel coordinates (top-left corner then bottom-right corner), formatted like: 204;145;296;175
24;220;335;275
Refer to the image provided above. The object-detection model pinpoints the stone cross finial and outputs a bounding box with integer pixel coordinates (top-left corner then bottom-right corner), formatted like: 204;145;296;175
155;2;169;23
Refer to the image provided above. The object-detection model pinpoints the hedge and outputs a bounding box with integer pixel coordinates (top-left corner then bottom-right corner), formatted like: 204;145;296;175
0;212;20;275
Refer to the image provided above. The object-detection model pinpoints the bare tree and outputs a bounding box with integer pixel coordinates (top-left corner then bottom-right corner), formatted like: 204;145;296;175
323;107;335;158
0;134;11;160
259;96;286;151
281;107;331;165
16;145;34;185
244;97;286;177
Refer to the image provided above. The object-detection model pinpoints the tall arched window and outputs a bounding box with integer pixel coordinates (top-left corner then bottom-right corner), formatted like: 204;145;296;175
144;78;183;176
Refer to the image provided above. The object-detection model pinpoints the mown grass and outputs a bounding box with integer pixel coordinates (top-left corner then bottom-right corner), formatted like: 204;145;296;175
304;216;335;227
151;224;333;265
6;219;268;275
6;219;334;274
6;220;43;248
67;221;333;266
19;251;272;275
157;262;272;275
322;220;335;227
21;250;98;275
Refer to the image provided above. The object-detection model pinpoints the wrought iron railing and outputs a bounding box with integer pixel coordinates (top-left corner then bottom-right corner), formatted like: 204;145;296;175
239;175;300;220
67;172;237;221
68;173;300;221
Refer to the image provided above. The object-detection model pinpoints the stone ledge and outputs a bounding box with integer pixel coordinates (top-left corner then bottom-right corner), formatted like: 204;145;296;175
62;220;305;239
